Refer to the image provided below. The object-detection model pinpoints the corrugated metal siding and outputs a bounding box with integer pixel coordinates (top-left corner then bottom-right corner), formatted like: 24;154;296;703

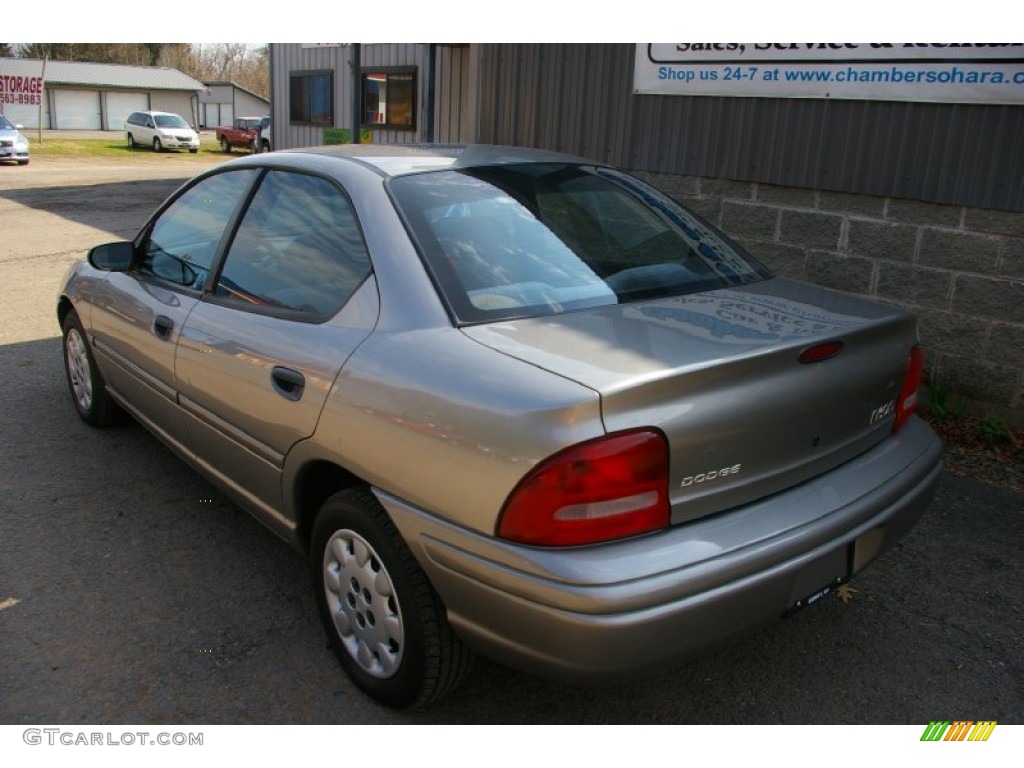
435;45;471;143
475;44;1024;212
271;44;433;149
233;90;269;119
271;44;351;149
149;92;199;126
200;84;234;103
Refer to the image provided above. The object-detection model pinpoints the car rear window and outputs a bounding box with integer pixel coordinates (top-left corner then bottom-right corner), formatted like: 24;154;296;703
389;163;770;324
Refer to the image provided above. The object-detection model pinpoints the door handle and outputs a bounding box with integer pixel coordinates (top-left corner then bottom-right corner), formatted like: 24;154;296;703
154;315;174;340
271;366;305;401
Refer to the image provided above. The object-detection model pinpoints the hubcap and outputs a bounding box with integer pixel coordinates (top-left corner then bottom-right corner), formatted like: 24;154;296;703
65;328;93;411
323;529;403;678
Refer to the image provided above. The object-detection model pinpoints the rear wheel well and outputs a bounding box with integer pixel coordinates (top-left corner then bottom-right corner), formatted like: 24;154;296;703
295;461;364;551
57;296;73;329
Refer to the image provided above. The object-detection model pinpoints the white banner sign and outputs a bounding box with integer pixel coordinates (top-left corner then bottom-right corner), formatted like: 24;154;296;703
0;71;44;109
635;44;1024;104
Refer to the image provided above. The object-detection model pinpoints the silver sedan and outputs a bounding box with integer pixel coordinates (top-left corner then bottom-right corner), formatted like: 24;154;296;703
58;144;943;708
0;114;30;165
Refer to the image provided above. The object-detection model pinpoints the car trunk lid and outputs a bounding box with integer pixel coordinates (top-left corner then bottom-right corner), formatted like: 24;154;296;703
463;278;921;525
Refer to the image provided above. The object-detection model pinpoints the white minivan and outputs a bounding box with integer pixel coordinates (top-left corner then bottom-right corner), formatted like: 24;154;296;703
125;110;200;153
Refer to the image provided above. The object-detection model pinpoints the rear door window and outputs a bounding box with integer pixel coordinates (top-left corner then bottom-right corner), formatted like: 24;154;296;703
213;170;372;319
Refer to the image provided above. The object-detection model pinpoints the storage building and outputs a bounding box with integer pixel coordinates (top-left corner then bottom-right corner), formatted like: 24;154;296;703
0;57;206;130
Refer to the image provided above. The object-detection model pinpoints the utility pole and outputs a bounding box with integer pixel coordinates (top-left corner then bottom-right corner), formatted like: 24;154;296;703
37;55;47;143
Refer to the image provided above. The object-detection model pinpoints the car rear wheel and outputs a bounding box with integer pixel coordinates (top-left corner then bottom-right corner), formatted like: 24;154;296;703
153;137;163;153
62;310;120;427
127;133;136;149
311;487;473;708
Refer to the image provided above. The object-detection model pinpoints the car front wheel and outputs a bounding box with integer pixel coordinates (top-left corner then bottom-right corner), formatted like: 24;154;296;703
311;487;473;708
62;310;120;427
220;137;231;153
153;137;163;152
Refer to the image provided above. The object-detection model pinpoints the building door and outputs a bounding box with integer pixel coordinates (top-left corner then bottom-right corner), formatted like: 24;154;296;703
106;92;149;131
54;89;101;129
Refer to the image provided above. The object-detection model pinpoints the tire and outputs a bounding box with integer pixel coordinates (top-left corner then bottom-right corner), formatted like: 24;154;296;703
18;159;28;165
153;137;163;153
127;133;136;149
220;137;231;153
189;148;198;154
261;140;271;153
62;310;121;427
311;487;473;709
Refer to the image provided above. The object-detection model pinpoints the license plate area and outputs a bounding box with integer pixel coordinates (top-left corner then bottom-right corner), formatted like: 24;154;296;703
782;527;886;618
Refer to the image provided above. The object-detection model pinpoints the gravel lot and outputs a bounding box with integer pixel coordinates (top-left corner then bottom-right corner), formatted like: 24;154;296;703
1;155;1021;731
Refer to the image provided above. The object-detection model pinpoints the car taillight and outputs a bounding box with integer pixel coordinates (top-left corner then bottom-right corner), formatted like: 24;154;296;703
497;429;670;547
894;345;924;432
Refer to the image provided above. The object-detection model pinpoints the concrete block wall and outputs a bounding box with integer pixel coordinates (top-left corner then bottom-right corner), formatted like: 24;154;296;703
632;171;1024;419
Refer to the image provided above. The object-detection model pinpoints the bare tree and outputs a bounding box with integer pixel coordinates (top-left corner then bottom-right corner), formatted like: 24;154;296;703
168;44;269;98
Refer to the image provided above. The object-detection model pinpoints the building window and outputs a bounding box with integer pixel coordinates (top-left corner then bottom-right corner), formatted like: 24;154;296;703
290;71;333;125
361;68;416;130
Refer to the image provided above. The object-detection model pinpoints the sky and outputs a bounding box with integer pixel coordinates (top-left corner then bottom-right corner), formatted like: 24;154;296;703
13;2;1016;45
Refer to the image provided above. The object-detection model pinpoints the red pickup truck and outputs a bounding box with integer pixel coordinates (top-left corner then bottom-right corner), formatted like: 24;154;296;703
216;117;262;153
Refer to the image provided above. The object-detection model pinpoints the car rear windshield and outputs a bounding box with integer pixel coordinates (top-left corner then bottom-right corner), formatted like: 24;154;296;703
390;163;771;324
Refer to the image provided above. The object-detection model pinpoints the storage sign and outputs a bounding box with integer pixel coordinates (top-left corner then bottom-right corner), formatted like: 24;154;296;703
0;74;44;108
634;44;1024;105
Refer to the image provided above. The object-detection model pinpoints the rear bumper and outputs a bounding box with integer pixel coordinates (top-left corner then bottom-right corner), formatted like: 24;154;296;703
379;416;942;684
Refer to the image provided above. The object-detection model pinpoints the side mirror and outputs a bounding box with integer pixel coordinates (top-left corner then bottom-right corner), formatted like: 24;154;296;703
88;241;135;271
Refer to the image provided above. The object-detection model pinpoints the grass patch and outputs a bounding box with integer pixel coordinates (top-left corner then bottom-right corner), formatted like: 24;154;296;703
27;137;227;160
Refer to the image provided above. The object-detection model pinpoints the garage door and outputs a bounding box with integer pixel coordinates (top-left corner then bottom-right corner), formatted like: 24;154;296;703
106;92;149;131
202;103;220;129
54;89;101;129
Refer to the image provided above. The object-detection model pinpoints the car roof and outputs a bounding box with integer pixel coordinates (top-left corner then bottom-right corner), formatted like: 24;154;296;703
283;143;599;178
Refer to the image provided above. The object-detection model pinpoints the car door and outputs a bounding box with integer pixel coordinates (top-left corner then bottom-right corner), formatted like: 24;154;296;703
174;169;376;518
87;168;260;451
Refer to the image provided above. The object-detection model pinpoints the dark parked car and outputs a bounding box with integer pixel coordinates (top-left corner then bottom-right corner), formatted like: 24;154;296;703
58;144;943;708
